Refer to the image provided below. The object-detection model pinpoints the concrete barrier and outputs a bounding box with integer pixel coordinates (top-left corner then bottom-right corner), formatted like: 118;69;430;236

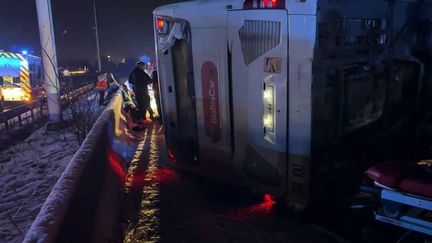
24;92;130;243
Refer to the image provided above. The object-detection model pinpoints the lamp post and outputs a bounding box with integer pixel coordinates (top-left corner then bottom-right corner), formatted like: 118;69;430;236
35;0;61;122
90;0;102;72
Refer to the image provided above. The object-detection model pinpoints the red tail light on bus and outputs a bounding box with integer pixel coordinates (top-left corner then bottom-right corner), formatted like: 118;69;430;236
156;17;168;34
243;0;285;9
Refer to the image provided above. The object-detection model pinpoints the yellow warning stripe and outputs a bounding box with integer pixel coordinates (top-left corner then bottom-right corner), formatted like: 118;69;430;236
21;80;31;88
23;89;32;96
21;72;29;79
2;52;11;58
21;69;29;79
22;84;31;92
1;52;16;59
20;77;31;89
22;88;31;96
16;53;26;62
21;77;30;84
20;64;30;91
0;52;33;98
20;66;29;73
22;88;32;100
23;90;32;97
21;74;29;81
21;81;31;88
0;52;26;61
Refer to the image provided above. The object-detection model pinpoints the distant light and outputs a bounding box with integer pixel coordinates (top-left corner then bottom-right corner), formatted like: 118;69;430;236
21;50;28;55
121;58;126;63
107;55;111;59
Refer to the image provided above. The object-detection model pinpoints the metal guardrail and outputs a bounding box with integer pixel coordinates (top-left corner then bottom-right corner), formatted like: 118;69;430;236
0;82;95;133
0;98;46;130
24;92;125;243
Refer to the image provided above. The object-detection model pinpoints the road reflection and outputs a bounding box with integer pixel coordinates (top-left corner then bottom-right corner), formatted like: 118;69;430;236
121;125;342;243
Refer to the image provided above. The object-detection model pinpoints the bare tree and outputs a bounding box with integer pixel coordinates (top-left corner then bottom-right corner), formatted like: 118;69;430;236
41;47;101;144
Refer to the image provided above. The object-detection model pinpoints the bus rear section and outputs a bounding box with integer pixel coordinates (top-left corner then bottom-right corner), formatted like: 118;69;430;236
0;52;41;102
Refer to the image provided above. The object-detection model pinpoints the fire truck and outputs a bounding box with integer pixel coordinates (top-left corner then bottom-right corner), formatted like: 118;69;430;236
0;51;43;104
154;0;432;211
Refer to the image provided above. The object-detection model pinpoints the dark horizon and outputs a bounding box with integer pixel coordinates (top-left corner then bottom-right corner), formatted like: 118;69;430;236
0;0;184;67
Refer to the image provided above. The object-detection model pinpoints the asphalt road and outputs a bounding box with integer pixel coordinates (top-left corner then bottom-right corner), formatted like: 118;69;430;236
122;124;347;243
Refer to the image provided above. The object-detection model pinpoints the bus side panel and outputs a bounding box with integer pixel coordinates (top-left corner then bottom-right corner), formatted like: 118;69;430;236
286;14;316;210
191;27;234;171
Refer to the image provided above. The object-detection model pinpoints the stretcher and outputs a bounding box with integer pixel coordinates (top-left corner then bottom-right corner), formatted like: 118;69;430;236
365;161;432;236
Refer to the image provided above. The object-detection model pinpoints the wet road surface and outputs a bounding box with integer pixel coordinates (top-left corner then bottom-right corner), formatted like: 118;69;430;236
121;124;345;243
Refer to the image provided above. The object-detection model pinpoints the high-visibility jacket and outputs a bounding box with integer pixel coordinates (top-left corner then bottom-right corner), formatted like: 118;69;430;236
97;73;108;91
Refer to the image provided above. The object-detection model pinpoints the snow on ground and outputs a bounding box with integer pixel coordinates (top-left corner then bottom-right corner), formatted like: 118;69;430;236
0;126;79;243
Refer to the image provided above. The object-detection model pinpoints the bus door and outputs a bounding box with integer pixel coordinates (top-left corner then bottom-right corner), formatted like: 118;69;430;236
156;20;199;164
228;10;288;195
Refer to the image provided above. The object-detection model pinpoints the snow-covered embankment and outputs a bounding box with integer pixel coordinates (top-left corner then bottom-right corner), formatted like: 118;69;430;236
0;126;79;243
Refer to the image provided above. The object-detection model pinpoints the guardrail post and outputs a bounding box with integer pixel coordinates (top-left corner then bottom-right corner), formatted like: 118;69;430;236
18;114;22;126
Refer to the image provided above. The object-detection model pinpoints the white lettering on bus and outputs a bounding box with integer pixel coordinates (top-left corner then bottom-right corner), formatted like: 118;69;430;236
208;79;218;125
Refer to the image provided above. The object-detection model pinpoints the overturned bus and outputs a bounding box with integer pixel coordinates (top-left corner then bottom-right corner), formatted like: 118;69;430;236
153;0;432;209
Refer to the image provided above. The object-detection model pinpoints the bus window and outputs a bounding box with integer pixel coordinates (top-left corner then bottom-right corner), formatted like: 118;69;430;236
13;77;20;84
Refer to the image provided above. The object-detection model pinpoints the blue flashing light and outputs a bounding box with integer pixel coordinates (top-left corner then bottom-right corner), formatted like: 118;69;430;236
21;50;28;55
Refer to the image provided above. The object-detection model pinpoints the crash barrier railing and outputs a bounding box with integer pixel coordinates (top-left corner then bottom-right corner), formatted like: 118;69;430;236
0;98;46;130
0;82;95;133
24;91;130;243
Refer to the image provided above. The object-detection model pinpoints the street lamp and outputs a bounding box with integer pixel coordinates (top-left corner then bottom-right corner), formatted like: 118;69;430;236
90;0;102;72
35;0;61;122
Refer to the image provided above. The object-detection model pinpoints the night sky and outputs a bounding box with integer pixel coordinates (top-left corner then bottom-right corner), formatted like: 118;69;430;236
0;0;184;66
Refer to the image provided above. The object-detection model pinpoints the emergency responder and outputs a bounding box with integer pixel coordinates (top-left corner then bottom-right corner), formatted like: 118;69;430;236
96;73;109;106
128;61;152;122
151;69;161;119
